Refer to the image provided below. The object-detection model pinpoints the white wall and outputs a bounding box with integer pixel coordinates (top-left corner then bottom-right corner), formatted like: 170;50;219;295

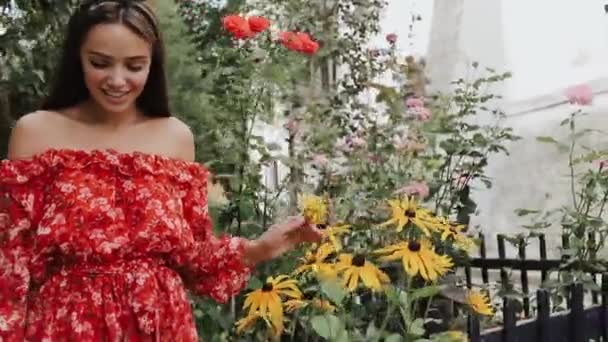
503;0;608;102
425;0;608;104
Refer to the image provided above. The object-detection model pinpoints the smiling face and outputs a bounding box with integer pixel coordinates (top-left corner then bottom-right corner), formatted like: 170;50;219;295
80;22;152;115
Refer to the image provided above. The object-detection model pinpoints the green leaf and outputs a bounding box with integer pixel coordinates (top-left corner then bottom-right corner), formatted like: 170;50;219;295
514;208;540;216
266;142;283;151
385;334;403;342
311;314;346;340
320;280;346;305
411;285;441;300
247;276;262;290
536;136;559;144
409;318;425;336
365;323;379;340
384;285;400;304
399;290;409;307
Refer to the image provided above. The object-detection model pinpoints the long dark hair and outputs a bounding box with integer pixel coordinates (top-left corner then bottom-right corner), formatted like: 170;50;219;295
42;0;170;117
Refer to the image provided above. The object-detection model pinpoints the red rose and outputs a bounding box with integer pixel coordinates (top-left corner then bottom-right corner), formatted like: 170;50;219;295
296;32;319;55
247;16;270;33
279;31;304;51
222;15;254;39
279;31;319;55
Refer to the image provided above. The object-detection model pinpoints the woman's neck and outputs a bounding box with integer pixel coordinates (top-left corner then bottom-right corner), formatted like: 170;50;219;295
79;99;145;129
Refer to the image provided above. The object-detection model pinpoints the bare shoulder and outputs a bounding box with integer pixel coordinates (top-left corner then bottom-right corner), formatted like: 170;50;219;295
7;111;63;160
159;116;195;162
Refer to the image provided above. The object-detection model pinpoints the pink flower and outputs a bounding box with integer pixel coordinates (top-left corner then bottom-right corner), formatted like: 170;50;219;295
565;84;593;106
312;154;329;168
284;118;298;135
394;181;430;199
600;160;608;170
386;33;398;44
406;97;424;108
393;135;426;152
392;135;408;151
453;174;470;187
349;136;367;149
368;153;382;163
410;106;431;121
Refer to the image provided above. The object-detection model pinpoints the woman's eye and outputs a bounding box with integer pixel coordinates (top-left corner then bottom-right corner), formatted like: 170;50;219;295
127;65;144;72
90;61;108;68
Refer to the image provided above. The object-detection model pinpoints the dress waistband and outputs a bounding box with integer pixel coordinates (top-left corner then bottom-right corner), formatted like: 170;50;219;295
61;257;167;276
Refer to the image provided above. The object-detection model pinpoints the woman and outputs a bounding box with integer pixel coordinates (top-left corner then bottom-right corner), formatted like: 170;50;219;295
0;1;321;340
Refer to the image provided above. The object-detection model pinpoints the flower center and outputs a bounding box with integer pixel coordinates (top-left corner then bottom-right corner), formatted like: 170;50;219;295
405;209;416;218
323;252;338;262
352;254;366;267
408;240;421;252
262;282;274;292
317;224;328;230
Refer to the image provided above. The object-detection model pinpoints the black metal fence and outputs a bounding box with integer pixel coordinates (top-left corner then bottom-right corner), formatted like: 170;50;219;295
465;233;608;341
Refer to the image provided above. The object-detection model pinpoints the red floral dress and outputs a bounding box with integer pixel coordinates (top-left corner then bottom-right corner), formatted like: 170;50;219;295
0;149;251;341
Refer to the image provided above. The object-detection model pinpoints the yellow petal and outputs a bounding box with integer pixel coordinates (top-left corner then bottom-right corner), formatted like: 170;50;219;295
359;265;381;290
268;292;284;335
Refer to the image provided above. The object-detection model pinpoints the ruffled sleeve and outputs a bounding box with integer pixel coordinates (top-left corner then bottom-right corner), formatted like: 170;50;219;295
170;164;251;303
0;159;46;340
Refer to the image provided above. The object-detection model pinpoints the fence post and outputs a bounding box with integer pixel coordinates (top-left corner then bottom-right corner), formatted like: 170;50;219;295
479;233;489;284
539;234;548;283
518;237;530;317
602;273;608;341
562;234;571;309
570;283;585;342
497;235;509;286
503;298;517;342
468;314;481;342
537;289;551;342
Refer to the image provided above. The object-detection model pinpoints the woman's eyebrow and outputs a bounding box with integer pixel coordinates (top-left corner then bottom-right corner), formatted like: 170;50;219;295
86;50;149;61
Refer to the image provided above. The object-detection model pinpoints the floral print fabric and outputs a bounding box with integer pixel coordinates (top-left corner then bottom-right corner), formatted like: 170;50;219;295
0;149;251;341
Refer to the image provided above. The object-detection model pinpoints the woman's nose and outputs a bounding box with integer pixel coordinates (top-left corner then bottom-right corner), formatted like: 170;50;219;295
106;68;128;88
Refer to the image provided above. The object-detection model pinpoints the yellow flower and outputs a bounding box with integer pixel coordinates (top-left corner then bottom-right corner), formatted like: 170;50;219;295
467;290;494;316
334;253;391;292
434;330;468;342
440;221;475;252
374;238;453;282
379;197;440;235
242;275;302;336
285;296;336;313
235;311;273;334
322;224;351;251
301;194;328;225
293;243;337;279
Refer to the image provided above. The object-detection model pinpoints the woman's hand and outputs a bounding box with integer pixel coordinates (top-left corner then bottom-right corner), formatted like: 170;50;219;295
243;216;322;266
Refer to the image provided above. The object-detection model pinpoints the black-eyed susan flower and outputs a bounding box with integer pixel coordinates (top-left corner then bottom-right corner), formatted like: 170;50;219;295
466;290;494;316
374;238;453;282
242;275;302;336
439;220;475;252
285;293;336;313
235;311;273;334
433;330;468;342
334;253;390;292
322;223;351;251
293;243;337;279
301;194;328;225
379;197;440;235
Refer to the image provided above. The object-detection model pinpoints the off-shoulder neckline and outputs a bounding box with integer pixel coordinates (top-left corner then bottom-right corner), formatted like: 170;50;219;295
6;147;200;166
